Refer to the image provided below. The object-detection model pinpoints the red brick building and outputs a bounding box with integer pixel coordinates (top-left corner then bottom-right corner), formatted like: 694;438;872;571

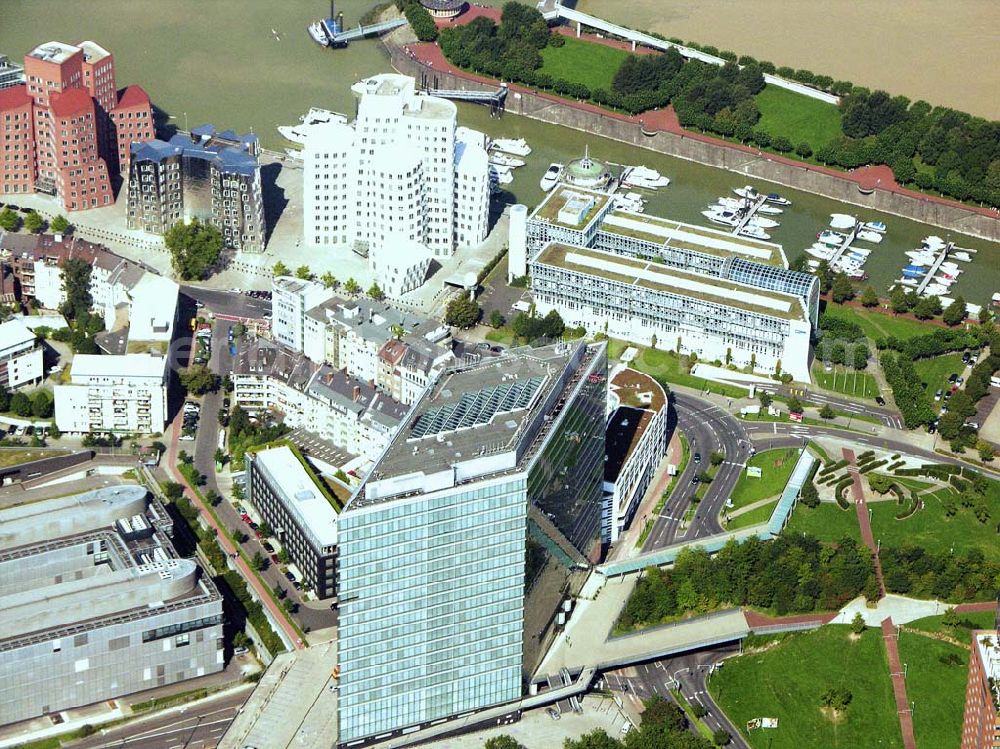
0;40;153;211
962;629;1000;749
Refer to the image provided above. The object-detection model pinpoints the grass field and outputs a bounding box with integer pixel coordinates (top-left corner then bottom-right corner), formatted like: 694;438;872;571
870;486;1000;560
906;610;997;636
755;85;843;149
710;625;903;749
728;448;800;509
0;449;69;469
913;353;965;392
821;304;937;341
812;364;880;399
726;499;777;530
538;36;630;92
629;346;747;398
897;630;971;749
785;502;861;544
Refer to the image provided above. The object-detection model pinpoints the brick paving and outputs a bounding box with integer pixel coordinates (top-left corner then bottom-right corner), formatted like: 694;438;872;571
843;447;886;598
955;600;1000;614
881;617;917;749
743;609;837;628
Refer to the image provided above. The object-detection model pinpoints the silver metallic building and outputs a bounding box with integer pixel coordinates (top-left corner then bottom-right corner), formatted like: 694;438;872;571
127;125;266;253
336;340;607;745
0;485;224;725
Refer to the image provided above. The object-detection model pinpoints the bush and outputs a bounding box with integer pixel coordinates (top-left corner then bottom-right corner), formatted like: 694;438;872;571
400;0;437;41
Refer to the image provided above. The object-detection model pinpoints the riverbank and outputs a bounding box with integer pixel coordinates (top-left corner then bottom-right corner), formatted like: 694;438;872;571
391;37;1000;243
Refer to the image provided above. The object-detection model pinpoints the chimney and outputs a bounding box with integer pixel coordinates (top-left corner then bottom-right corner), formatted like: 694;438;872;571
353;385;361;402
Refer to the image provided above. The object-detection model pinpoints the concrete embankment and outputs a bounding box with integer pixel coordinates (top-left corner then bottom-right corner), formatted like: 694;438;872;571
387;44;1000;243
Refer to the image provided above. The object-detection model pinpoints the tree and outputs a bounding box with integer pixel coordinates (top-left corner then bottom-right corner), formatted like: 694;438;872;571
24;210;46;234
272;260;290;277
0;207;20;232
258;521;273;538
214;447;226;466
10;392;31;417
787;396;804;414
913;296;942;320
60;257;94;321
177;449;192;464
295;265;312;280
800;480;820;508
820;687;853;712
819;403;835;419
489;309;506;329
282;597;299;613
162;481;185;501
758;390;773;408
830;273;855;304
850;612;866;634
979;441;995;462
942;296;967;326
165;219;223;280
50;214;71;234
445;296;481;328
889;285;910;314
251;551;266;571
180;365;219;395
367;283;385;301
713;728;731;746
860;285;879;308
30;390;53;418
710;451;725;466
698;471;713;485
343;277;361;295
205;489;222;506
794;142;812;158
320;271;337;289
484;737;522;749
277;548;291;565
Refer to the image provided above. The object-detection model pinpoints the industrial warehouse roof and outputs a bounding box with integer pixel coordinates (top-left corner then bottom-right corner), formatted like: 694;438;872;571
601;211;787;268
535;243;807;322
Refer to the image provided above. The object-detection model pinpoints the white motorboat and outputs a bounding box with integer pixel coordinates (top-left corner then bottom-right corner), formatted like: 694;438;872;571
613;196;644;213
952;251;972;262
749;215;779;229
933;275;957;286
279;107;347;143
284;148;303;161
703;209;739;227
623;165;670;189
489;152;525;168
939;262;961;273
845;246;871;258
830;213;856;230
308;21;330;46
539;163;562;192
923;283;949;296
844;267;868;280
906;250;936;264
856;229;884;244
299;107;344;125
491;138;531;157
756;203;783;215
805;245;835;260
489;165;513;185
806;259;820;269
715;197;750;210
733;185;758;199
922;235;947;250
739;226;771;241
765;191;791;206
864;220;887;233
817;230;844;246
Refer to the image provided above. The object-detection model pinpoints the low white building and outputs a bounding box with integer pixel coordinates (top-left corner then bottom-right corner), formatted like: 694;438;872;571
369;236;431;299
54;354;169;434
272;276;335;352
602;367;670;544
0;318;42;389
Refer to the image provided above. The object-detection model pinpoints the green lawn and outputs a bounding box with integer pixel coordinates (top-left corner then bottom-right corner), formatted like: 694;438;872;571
785;503;861;544
906;610;997;636
870;486;1000;561
821;304;938;341
710;626;903;749
726;499;777;530
912;353;965;392
812;364;880;400
728;448;800;510
539;36;629;92
897;631;971;749
629;345;747;398
755;85;843;150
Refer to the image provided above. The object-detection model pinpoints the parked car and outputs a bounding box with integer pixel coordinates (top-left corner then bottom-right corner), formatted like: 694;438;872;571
270;554;279;565
262;541;275;553
241;514;252;524
875;396;886;406
934;389;943;401
284;571;295;582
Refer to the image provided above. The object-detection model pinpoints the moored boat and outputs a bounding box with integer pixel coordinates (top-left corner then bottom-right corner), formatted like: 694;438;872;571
539;163;562;192
491;138;531;157
863;220;887;233
766;192;791;206
856;229;884;244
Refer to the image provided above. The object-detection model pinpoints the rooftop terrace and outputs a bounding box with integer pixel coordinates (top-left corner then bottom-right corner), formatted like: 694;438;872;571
531;185;611;230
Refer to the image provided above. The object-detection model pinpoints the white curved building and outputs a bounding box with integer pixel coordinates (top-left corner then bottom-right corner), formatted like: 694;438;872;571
370;235;432;299
303;74;490;265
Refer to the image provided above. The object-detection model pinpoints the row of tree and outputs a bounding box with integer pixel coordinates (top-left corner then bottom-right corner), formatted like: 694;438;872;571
618;534;875;631
0;208;70;235
437;5;550;84
881;544;1000;602
879;352;936;428
876;326;982;360
396;0;437;42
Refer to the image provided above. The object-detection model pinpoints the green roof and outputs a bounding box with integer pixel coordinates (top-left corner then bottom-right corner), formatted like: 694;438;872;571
531;185;611;229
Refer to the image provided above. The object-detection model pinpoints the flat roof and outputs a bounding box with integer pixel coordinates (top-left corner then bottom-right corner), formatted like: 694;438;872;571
602;211;786;267
535;243;806;322
604;406;652;483
531;185;611;230
27;41;79;65
610;367;667;413
70;353;167;380
252;445;339;547
0;318;35;353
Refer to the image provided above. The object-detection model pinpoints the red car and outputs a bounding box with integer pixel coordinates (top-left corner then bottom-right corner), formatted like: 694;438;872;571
241;514;251;524
270;554;279;565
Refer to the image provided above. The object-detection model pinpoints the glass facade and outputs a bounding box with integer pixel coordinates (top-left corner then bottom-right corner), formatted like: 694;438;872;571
337;476;527;743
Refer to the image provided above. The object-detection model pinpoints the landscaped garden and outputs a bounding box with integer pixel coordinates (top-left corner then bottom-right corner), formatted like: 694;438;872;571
723;448;800;530
538;35;628;92
755;84;842;151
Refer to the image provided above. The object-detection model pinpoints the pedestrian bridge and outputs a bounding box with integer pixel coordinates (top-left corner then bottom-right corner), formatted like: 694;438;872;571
535;1;839;105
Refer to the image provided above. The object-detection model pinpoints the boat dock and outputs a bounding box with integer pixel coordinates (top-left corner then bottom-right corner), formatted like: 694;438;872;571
316;16;406;46
914;241;957;296
826;225;862;267
731;194;769;236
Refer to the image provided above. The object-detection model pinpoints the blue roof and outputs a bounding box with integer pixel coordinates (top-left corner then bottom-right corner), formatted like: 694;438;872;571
130;124;259;177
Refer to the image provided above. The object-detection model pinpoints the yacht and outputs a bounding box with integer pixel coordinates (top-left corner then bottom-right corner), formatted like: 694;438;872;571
299;107;343;125
703;209;739;227
278;108;347;144
308;21;330;46
756;203;783;215
817;230;845;246
765;192;792;206
715;197;749;210
613;195;644;213
922;235;947;250
923;283;949;296
952;251;973;262
906;250;936;264
488;152;525;168
622;165;670;189
897;277;919;287
749;215;779;229
491;138;531;157
739;226;771;241
733;185;758;200
863;220;887;233
902;264;928;278
805;259;821;269
830;213;856;230
805;244;835;260
856;229;884;244
539;163;562;192
284;148;303;161
489;165;513;185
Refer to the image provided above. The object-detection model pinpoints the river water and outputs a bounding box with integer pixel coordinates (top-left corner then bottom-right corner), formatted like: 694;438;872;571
4;0;999;302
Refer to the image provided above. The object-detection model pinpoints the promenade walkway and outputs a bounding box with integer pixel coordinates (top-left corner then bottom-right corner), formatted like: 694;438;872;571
881;617;917;749
844;447;886;597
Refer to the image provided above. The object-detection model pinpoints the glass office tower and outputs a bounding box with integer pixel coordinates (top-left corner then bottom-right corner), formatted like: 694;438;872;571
336;341;606;745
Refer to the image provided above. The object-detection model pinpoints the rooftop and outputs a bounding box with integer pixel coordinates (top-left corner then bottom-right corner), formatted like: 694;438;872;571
535;243;806;322
26;41;80;65
0;84;31;110
69;352;168;381
0;317;36;353
78;41;111;64
116;84;150;109
601;211;787;268
49;87;93;118
354;341;602;507
251;444;339;548
604;406;652;483
610;367;667;413
131;125;259;177
532;185;611;230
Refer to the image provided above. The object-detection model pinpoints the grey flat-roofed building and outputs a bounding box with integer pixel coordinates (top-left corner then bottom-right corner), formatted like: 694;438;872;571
0;486;222;725
337;341;607;745
245;443;339;599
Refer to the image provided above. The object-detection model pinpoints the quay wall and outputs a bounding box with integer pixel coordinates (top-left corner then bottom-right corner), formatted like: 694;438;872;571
389;46;1000;243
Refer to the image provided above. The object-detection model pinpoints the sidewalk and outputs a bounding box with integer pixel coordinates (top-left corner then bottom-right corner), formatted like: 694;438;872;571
881;617;917;749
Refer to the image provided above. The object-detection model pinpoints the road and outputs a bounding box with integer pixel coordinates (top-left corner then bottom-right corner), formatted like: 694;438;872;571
645;393;751;549
72;689;250;749
600;644;749;749
772;383;904;429
183;285;271;321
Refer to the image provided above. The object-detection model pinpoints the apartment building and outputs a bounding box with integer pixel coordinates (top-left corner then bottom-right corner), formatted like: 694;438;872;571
0;318;43;388
272;276;335;352
962;627;1000;749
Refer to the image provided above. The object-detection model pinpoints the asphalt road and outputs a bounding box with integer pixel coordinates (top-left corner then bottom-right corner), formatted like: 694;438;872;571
600;644;749;749
72;689;249;749
183;286;272;321
645;393;752;549
769;382;904;429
